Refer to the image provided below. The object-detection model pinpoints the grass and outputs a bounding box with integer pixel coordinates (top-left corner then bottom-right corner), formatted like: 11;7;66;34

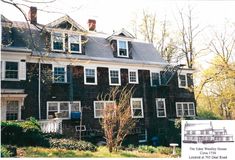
17;146;177;158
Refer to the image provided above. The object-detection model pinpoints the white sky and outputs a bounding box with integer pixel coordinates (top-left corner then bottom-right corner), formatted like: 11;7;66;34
1;0;235;70
1;0;235;34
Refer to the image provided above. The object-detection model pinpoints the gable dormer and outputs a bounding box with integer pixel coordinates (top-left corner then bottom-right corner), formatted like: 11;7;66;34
107;29;134;59
45;15;87;54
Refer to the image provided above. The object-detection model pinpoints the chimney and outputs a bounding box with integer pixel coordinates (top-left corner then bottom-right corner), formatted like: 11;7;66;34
88;19;96;31
28;6;37;24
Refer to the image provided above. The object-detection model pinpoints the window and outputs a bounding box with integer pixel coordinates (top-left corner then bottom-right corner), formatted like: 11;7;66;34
51;32;65;51
5;62;18;79
6;101;19;120
156;98;166;117
129;70;138;84
117;40;128;57
138;129;147;143
84;68;97;85
176;102;195;117
69;35;81;53
94;101;115;118
150;72;160;86
109;69;121;85
131;98;144;118
53;66;66;83
75;125;86;131
47;101;81;119
178;73;187;88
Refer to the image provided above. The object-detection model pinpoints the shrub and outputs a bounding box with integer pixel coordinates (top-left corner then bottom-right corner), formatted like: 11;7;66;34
138;145;157;153
156;146;172;155
1;117;49;147
49;139;97;152
0;145;17;157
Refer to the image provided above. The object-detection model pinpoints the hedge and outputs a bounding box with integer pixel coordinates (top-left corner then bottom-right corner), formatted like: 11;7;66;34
1;117;49;147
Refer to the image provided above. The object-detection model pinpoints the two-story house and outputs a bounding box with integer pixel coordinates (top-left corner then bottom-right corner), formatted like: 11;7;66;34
1;7;196;145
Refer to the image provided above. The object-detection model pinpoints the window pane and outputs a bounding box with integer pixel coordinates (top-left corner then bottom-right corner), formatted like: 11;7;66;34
118;41;128;56
5;62;18;79
71;102;80;112
95;102;104;109
183;103;189;116
70;43;80;52
110;70;119;84
54;67;65;82
158;100;164;109
48;103;58;111
151;72;159;86
129;71;137;83
179;75;186;87
132;100;141;109
53;33;63;50
133;109;142;117
86;69;95;83
60;102;69;110
6;101;18;120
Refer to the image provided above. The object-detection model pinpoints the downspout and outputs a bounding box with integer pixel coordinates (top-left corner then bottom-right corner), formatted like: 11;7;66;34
38;58;41;120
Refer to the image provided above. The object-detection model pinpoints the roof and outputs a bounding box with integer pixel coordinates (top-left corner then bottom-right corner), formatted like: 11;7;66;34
184;122;213;131
1;15;167;66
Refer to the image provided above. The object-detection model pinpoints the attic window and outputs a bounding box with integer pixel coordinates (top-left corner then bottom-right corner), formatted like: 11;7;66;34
117;40;128;57
51;32;65;51
68;35;82;53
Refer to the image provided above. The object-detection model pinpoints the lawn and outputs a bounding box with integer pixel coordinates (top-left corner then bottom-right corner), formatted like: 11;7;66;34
17;146;176;158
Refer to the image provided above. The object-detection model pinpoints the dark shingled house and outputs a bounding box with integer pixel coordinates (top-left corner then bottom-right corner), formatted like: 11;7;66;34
1;8;196;146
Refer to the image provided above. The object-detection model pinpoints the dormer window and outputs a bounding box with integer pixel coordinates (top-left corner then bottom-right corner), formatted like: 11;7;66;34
117;40;128;57
68;35;82;53
51;32;65;51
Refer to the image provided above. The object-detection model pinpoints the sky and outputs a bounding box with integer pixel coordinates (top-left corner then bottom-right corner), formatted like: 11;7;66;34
1;0;235;34
1;0;235;70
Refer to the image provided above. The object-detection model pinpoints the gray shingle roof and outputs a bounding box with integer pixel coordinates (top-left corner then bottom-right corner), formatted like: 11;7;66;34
2;15;167;65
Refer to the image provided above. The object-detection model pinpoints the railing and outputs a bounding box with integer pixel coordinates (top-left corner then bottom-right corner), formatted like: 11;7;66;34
39;118;63;134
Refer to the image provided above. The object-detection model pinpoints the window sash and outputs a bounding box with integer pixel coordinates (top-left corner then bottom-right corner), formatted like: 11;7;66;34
85;68;96;84
94;101;115;118
176;102;195;117
118;40;128;57
178;74;187;88
53;67;66;83
5;62;18;79
47;101;81;119
151;72;160;86
69;35;81;53
52;32;64;51
131;98;144;118
156;98;166;117
6;101;19;120
109;69;120;85
129;70;138;83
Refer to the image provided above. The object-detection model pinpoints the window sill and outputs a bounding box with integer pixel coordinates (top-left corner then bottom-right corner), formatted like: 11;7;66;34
2;79;21;81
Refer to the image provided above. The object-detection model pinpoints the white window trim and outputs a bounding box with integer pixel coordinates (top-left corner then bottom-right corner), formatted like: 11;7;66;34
156;98;167;118
117;40;129;58
84;67;97;85
150;71;161;87
128;69;139;84
75;125;86;132
51;32;65;52
139;129;148;143
5;100;22;121
68;34;82;54
52;65;67;83
47;101;81;120
94;101;115;118
176;102;195;117
109;68;121;86
131;98;144;118
178;73;188;88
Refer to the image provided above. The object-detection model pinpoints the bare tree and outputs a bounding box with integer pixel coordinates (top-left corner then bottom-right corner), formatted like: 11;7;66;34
97;85;137;153
177;6;204;68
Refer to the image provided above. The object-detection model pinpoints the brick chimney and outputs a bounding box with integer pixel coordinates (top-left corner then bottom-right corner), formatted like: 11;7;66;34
28;7;37;24
88;19;96;31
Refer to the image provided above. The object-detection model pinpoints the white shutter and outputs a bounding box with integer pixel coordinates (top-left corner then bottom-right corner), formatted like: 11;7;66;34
19;61;26;80
1;61;5;80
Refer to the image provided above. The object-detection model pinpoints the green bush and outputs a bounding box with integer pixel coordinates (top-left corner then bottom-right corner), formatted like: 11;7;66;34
0;145;17;157
1;117;49;147
138;145;157;153
49;139;97;152
156;146;181;156
156;146;172;155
